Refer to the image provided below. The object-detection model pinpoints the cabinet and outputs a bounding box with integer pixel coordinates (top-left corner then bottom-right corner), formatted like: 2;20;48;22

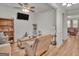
0;18;14;42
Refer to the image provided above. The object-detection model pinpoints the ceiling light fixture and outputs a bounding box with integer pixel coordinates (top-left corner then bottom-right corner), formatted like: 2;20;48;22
62;3;77;7
67;3;72;7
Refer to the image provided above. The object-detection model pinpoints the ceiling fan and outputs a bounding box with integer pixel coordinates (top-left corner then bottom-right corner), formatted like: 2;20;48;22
15;3;35;12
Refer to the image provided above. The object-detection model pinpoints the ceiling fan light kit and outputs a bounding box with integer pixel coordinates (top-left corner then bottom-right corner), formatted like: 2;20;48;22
22;8;30;12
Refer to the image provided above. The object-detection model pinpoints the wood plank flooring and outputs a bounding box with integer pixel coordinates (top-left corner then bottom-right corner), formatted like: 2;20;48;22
11;43;25;56
44;36;79;56
10;35;79;56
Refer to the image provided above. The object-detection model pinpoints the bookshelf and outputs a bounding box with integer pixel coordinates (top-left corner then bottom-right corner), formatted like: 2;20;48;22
0;18;14;43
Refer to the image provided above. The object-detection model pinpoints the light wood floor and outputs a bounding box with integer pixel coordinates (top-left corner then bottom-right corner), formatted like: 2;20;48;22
11;35;79;56
11;43;25;56
44;36;79;56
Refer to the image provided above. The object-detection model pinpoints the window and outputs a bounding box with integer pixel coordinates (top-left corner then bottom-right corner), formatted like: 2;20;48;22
67;20;78;28
67;20;71;28
73;20;78;28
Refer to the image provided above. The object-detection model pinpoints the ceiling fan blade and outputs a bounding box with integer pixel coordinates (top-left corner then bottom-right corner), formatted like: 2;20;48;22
30;6;35;9
30;10;35;12
23;3;28;5
18;3;23;6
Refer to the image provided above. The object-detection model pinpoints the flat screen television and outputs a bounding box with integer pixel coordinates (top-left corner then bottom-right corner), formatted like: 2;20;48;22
17;12;29;20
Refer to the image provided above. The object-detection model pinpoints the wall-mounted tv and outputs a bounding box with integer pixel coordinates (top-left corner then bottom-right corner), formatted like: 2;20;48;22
17;12;29;20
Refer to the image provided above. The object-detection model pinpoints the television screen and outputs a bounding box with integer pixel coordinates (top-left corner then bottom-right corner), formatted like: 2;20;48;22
17;12;29;20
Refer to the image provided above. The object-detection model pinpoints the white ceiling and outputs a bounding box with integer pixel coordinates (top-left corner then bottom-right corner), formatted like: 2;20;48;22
0;3;53;13
1;3;79;19
0;3;79;13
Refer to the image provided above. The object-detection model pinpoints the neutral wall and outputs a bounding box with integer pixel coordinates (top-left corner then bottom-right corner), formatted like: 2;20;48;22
34;9;56;35
0;4;67;45
0;5;35;40
0;4;56;40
